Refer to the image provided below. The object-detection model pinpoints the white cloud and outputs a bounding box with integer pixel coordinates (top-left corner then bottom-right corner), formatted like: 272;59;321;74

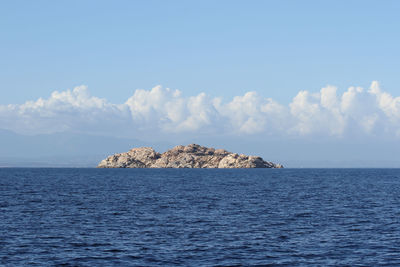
1;81;400;139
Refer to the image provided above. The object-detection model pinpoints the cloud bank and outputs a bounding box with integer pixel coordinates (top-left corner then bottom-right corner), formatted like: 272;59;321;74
1;81;400;139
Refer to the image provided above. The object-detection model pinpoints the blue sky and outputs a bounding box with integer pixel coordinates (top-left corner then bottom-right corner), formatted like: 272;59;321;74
1;0;399;104
1;1;400;166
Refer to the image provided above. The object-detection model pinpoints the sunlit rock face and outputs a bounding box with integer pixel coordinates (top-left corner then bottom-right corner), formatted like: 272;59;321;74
97;144;283;169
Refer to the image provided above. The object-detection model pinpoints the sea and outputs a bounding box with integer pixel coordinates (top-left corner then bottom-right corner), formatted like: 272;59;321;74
1;168;400;266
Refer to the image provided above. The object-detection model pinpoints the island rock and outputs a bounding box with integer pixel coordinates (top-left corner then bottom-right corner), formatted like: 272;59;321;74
97;144;283;169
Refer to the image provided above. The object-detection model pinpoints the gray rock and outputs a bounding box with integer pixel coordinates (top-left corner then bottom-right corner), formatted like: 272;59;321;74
97;144;283;168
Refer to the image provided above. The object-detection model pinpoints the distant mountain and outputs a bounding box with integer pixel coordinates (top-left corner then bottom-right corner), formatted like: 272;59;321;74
0;129;171;167
1;129;400;168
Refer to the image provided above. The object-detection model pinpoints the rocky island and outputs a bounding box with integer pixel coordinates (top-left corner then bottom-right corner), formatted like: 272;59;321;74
97;144;283;168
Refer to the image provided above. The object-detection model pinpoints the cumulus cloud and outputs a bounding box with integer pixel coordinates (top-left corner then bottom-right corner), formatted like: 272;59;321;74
1;81;400;139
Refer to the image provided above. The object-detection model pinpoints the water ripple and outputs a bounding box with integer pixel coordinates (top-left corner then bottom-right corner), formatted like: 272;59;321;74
1;168;400;266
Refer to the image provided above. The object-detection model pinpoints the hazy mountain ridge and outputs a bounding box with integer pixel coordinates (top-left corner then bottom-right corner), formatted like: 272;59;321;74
0;130;171;167
1;129;400;168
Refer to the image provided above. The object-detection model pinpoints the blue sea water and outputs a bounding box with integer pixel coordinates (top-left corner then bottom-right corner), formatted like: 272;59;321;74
1;168;400;266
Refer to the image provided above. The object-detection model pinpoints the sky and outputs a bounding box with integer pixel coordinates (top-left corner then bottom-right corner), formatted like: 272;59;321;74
1;1;400;166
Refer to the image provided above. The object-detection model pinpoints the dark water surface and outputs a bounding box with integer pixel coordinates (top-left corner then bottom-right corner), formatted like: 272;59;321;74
1;168;400;266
